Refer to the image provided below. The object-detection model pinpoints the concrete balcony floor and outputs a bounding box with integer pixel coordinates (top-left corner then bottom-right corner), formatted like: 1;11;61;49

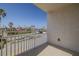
38;45;72;56
17;43;79;56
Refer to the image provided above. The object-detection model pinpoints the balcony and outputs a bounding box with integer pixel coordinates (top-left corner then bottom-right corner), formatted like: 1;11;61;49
17;43;79;56
0;33;79;56
0;4;79;56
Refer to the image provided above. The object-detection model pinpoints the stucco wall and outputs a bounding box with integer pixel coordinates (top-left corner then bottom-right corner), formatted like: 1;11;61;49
48;4;79;52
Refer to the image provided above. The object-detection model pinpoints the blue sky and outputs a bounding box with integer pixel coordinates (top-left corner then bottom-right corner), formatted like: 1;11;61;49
0;3;47;28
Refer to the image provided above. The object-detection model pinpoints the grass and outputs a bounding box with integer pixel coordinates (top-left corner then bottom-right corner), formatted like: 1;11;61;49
7;31;32;35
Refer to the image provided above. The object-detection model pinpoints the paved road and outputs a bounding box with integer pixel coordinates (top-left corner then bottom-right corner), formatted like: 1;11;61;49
0;33;47;56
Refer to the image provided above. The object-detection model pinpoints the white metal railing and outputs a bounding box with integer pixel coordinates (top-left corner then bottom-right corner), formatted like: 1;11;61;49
0;33;47;56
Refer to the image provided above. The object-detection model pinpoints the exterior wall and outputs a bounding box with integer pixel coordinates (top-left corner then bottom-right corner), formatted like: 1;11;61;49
47;4;79;52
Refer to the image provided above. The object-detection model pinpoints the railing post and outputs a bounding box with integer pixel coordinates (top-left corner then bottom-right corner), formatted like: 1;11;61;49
0;36;3;56
14;36;16;56
24;35;26;52
22;35;24;52
21;35;22;53
26;35;27;52
33;33;36;49
6;37;8;56
32;33;36;56
18;35;19;55
10;36;12;56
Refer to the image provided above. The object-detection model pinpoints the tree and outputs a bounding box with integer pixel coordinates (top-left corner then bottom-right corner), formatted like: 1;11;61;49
30;25;35;33
27;27;32;33
8;22;13;28
8;22;14;31
0;9;6;28
39;27;46;33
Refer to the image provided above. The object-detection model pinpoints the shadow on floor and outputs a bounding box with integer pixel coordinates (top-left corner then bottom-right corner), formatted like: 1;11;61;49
17;43;48;56
17;42;79;56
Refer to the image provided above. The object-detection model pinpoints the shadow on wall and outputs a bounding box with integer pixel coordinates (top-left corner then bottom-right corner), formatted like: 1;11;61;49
17;43;48;56
48;43;79;56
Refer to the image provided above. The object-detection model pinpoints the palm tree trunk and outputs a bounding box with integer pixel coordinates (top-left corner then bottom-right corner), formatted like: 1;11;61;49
0;17;2;35
0;17;1;28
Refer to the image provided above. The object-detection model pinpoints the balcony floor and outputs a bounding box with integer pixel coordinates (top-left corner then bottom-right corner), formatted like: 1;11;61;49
38;45;72;56
17;43;79;56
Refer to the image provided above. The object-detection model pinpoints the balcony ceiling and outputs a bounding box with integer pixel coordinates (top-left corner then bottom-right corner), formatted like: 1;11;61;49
35;3;72;12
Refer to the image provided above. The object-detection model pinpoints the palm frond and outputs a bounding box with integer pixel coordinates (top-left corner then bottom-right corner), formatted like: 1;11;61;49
0;9;4;15
2;12;6;17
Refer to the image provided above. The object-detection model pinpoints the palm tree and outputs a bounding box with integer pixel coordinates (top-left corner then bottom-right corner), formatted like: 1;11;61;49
8;22;13;28
0;9;6;28
8;22;14;31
